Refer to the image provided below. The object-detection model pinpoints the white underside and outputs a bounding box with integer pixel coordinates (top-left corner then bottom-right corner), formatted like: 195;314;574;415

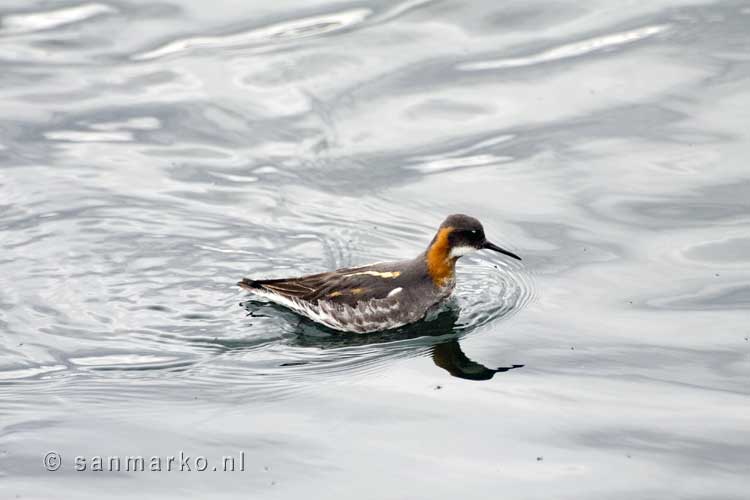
249;288;409;333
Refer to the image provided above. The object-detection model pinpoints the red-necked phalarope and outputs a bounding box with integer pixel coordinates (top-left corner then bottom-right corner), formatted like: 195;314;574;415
238;214;521;333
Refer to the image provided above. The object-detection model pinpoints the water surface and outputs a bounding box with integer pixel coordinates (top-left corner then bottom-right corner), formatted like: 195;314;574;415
1;1;749;498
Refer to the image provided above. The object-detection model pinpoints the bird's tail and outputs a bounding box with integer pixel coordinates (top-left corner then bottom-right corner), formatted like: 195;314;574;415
237;278;262;290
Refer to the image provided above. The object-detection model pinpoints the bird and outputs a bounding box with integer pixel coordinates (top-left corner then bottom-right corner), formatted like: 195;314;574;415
238;214;521;333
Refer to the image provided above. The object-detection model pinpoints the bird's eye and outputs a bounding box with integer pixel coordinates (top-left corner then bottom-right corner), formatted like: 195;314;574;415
471;230;477;234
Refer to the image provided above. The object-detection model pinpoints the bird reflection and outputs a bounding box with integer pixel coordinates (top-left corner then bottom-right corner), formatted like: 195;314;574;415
431;340;523;380
242;299;524;381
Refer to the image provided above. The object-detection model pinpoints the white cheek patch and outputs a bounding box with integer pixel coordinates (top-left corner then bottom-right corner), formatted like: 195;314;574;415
449;245;477;258
387;287;403;297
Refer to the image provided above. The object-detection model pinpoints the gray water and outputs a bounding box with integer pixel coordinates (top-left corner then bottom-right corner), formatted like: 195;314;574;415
2;0;750;498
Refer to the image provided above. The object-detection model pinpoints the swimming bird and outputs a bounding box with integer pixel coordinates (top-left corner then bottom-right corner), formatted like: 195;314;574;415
238;214;521;333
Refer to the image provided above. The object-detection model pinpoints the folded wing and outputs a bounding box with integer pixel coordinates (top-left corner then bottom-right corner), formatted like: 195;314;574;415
238;265;402;307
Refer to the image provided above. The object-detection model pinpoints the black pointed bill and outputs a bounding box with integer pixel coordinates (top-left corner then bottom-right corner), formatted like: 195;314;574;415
482;241;521;261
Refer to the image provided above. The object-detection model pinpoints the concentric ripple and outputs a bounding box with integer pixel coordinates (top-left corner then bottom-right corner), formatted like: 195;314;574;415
452;257;534;331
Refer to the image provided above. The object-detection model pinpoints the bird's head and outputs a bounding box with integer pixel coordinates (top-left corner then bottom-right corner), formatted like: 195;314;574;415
435;214;521;261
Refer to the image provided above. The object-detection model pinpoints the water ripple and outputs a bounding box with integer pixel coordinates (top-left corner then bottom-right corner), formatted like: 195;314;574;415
132;8;372;61
458;24;669;71
0;364;67;382
0;3;117;35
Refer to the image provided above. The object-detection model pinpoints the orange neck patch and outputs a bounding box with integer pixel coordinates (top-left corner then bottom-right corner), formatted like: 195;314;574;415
426;227;456;286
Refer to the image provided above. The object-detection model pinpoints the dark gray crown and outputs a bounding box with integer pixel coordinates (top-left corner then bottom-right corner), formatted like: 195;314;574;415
440;214;484;232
